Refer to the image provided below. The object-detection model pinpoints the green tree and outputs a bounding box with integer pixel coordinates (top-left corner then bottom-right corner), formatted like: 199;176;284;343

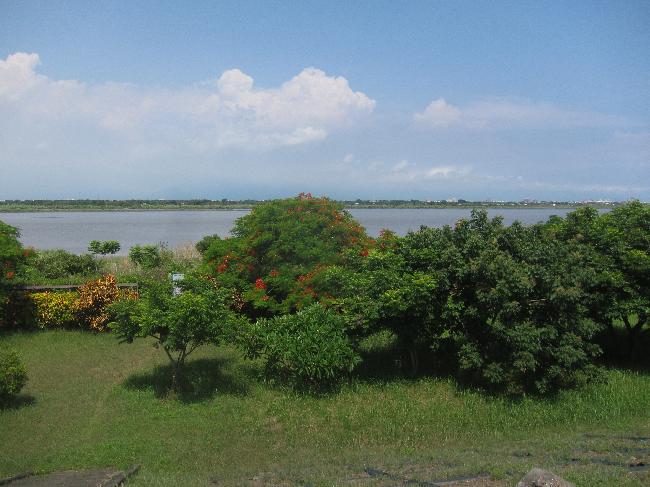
88;240;121;255
552;202;650;360
309;240;438;375
129;244;162;269
108;279;245;392
431;211;602;395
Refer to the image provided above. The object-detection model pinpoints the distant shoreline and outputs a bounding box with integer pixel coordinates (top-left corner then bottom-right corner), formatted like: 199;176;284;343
0;200;623;213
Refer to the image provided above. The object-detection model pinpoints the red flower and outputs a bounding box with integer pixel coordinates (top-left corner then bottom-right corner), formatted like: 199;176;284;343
5;271;15;280
360;248;369;257
255;278;267;290
261;295;269;301
217;263;228;273
269;269;279;278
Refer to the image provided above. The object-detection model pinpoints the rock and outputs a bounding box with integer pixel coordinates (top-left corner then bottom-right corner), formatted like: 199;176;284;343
516;468;575;487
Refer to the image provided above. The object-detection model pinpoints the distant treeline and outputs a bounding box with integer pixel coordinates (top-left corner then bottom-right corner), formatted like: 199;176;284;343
0;198;624;212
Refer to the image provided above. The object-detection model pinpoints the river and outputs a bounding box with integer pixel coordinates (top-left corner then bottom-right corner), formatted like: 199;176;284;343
0;207;589;255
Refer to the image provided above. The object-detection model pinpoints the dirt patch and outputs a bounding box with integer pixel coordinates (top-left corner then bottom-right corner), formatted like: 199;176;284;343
338;467;505;486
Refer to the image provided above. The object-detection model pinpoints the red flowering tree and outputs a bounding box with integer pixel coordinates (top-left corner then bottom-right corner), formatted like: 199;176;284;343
202;194;373;317
0;221;27;326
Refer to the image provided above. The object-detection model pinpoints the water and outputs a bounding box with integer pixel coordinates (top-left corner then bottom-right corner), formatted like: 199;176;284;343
1;207;586;255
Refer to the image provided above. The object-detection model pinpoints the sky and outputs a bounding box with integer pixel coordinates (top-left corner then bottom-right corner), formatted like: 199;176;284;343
1;0;649;201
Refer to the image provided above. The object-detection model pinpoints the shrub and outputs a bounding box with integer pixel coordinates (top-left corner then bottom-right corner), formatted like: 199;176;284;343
0;349;27;406
129;244;163;269
31;291;78;328
416;211;603;395
26;249;100;280
195;234;220;255
243;304;361;390
74;274;122;331
88;240;121;255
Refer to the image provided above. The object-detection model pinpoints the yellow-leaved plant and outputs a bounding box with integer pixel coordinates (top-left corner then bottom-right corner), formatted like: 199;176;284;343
31;291;77;329
74;274;122;331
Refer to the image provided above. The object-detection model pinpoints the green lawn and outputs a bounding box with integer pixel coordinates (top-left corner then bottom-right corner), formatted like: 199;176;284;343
1;330;649;486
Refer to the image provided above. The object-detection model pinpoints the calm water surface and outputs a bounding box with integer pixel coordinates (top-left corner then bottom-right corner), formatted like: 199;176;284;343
1;208;586;255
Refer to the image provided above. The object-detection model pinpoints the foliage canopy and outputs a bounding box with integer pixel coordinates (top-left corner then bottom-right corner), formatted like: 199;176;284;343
203;193;372;316
109;278;245;391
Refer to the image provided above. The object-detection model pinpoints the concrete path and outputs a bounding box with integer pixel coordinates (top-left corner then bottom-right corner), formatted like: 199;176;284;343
1;465;139;487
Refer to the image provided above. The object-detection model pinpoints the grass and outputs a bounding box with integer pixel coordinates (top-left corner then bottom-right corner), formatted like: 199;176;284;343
1;330;649;486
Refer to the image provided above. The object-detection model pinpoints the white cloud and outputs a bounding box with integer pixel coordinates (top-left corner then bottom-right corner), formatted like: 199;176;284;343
357;158;470;184
391;159;411;172
0;52;375;150
425;165;460;178
0;52;43;98
342;153;355;163
414;97;626;130
413;98;461;127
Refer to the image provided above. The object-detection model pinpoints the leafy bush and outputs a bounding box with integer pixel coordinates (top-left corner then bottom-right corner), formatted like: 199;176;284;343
129;244;163;269
88;240;121;255
319;211;604;394
31;291;78;328
26;277;136;331
307;245;439;375
25;249;100;280
408;211;603;395
547;202;650;361
74;274;124;331
243;304;361;390
195;234;220;255
108;279;244;392
0;349;27;406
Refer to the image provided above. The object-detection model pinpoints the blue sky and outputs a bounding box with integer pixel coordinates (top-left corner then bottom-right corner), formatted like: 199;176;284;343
1;0;649;200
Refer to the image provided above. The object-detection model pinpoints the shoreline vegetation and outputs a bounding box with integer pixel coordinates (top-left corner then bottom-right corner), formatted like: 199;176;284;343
0;198;628;212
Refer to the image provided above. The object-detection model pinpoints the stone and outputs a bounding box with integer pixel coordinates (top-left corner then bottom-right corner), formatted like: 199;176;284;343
516;468;575;487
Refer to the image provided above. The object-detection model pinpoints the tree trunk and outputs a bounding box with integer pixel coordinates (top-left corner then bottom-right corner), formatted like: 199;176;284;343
408;348;419;376
623;315;643;361
170;350;186;393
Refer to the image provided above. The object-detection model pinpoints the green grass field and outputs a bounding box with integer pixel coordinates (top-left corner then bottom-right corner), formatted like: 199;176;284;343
1;330;649;486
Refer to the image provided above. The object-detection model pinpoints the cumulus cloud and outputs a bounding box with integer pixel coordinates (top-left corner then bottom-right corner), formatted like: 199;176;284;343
0;52;375;150
413;98;461;127
414;97;626;130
